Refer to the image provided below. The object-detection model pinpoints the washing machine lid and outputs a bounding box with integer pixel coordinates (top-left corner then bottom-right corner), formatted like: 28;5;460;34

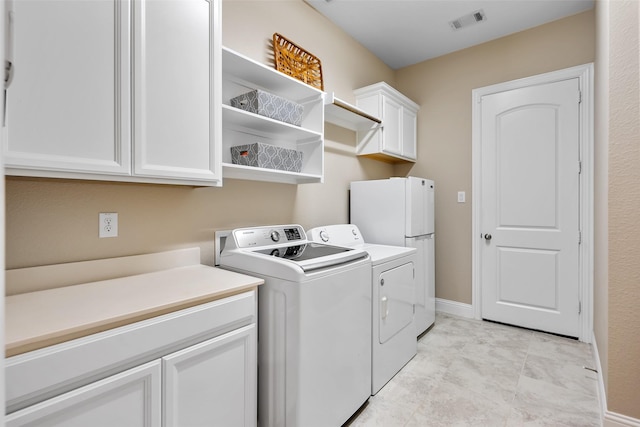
250;242;368;272
221;224;369;274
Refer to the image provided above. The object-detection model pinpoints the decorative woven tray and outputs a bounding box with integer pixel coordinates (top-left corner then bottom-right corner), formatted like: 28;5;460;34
273;33;323;91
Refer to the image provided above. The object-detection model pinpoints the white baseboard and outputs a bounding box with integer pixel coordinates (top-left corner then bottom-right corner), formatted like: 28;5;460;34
592;332;608;423
435;298;474;319
592;331;640;427
605;413;640;427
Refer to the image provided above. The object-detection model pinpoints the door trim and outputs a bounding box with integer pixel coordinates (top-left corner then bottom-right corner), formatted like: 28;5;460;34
471;64;594;342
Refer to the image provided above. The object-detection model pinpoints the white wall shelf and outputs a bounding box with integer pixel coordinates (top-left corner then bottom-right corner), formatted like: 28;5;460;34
221;47;325;185
222;164;322;185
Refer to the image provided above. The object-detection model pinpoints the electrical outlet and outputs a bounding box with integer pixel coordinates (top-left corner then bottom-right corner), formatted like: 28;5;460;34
99;213;118;238
458;191;466;203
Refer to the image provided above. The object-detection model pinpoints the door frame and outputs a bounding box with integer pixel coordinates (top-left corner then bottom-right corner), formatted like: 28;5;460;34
471;64;594;342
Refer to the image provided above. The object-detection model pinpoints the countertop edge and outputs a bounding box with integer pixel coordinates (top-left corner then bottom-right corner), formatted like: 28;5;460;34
6;265;263;357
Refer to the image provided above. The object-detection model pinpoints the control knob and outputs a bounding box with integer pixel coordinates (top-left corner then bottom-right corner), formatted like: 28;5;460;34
270;230;280;242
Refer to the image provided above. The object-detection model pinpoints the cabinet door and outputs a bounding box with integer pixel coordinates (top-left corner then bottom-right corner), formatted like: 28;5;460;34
163;324;257;427
6;361;161;427
381;96;402;156
401;107;417;160
133;0;221;183
5;0;131;175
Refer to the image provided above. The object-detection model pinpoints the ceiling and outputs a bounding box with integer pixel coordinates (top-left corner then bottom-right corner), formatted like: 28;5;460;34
304;0;595;69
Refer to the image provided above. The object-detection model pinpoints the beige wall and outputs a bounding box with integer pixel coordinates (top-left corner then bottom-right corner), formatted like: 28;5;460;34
604;0;640;419
7;1;639;421
594;0;610;401
395;10;595;303
5;0;395;271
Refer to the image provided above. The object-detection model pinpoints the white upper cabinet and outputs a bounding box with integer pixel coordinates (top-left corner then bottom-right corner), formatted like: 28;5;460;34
354;82;419;163
221;47;324;185
4;0;222;186
4;0;131;176
133;0;221;183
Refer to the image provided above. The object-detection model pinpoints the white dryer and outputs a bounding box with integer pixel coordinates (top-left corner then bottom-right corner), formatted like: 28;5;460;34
308;224;417;395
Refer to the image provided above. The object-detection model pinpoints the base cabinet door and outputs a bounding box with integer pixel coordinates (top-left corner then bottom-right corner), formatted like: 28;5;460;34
163;324;257;427
5;361;161;427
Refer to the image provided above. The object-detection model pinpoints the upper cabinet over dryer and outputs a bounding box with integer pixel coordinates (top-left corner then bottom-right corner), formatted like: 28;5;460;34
354;82;419;163
4;0;222;186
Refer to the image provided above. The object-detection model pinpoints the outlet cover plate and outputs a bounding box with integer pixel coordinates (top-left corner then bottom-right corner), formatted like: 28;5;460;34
99;213;118;238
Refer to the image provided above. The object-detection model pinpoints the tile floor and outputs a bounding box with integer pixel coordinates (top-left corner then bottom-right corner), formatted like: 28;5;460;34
346;313;601;427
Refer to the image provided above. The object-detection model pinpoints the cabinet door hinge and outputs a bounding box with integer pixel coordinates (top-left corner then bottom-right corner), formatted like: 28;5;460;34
578;301;582;315
578;160;582;174
578;90;582;104
578;230;582;245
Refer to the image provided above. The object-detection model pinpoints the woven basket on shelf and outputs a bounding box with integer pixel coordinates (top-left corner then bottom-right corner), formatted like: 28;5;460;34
272;33;324;91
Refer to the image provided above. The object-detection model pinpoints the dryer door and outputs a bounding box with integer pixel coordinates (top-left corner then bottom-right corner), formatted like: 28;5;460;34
379;262;415;344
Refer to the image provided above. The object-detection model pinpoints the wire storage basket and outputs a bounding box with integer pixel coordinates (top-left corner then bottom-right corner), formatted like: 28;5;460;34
272;33;324;91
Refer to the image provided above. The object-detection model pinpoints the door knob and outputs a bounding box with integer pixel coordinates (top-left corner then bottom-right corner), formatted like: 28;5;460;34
484;234;492;240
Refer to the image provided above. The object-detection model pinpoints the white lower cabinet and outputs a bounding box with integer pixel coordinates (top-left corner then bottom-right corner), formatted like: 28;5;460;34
163;325;257;426
5;292;257;427
6;361;162;427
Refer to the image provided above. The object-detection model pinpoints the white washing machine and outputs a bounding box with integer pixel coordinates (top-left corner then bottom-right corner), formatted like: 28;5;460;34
219;225;372;427
308;224;417;395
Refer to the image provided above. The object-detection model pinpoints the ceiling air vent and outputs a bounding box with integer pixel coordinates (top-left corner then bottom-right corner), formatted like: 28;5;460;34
449;9;487;31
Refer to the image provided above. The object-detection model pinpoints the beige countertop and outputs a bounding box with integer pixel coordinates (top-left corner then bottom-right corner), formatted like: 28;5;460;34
6;265;263;357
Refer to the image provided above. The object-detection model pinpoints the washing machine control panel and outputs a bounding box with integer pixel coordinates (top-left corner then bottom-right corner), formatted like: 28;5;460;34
233;225;306;248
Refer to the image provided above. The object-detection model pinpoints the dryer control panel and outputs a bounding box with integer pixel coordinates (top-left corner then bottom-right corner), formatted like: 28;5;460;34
307;224;363;247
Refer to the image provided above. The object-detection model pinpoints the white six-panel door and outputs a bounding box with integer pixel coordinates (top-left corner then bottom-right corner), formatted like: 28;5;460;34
479;78;581;337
